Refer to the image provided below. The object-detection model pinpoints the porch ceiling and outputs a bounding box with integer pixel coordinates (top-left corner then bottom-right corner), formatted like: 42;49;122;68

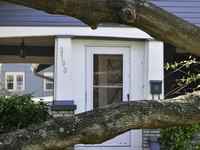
0;36;54;64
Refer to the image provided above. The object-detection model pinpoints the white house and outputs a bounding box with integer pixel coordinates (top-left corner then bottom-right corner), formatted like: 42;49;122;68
0;22;163;150
53;34;163;150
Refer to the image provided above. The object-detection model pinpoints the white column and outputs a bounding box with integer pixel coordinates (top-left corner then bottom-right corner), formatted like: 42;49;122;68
144;39;164;100
54;35;73;100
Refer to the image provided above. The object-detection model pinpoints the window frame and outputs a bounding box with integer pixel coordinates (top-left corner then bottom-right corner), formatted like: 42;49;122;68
5;72;25;91
43;72;54;91
85;46;130;147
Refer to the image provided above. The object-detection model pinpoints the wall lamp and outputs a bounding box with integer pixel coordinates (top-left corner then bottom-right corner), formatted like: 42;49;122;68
20;38;26;58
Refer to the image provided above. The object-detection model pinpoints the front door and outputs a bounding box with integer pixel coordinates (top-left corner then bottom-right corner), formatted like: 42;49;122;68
86;46;130;147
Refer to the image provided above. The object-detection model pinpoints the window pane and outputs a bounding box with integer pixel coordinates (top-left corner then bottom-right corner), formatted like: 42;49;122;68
45;74;53;90
46;83;53;90
7;83;13;90
7;75;13;82
94;54;123;86
93;54;123;109
93;88;122;108
7;75;14;90
17;75;23;82
16;75;23;86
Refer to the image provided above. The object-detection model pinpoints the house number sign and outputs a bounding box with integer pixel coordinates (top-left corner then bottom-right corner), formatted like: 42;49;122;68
60;47;67;73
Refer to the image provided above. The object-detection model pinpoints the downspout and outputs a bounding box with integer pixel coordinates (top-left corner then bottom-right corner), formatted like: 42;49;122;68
31;64;54;82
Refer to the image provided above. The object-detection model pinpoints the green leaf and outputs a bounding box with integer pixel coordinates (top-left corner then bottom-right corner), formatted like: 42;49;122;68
166;62;170;70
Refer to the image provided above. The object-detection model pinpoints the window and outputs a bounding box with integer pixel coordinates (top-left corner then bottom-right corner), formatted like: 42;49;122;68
5;72;25;91
93;54;123;108
44;72;54;91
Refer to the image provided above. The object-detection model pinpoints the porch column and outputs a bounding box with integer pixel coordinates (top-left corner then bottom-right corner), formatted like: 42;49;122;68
144;39;164;100
142;39;163;150
52;35;76;120
54;35;73;101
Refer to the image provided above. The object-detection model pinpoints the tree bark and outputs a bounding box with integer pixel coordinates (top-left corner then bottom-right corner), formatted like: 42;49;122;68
0;91;200;150
2;0;200;56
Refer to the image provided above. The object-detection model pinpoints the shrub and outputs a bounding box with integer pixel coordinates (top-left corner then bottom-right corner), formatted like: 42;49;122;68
0;93;51;134
160;124;200;150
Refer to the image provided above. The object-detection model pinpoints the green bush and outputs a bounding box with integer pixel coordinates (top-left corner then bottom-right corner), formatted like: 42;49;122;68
160;124;200;150
0;93;51;134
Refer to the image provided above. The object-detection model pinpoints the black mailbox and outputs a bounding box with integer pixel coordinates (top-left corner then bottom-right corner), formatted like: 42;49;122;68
150;80;162;94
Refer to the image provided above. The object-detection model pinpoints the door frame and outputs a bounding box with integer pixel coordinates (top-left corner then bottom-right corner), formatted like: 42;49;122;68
85;46;131;147
86;46;130;111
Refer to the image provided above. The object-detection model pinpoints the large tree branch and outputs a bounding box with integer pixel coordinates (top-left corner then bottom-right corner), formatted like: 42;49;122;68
0;91;200;150
1;0;200;56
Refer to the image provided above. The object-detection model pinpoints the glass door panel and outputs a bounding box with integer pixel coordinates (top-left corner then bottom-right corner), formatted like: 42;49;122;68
93;88;122;108
93;54;123;108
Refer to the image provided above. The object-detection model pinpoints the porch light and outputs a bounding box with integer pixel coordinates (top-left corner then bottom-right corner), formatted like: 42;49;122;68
20;38;25;58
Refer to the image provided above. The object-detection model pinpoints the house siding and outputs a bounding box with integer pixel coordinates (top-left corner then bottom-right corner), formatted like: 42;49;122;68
149;0;200;26
0;0;199;26
1;63;53;97
0;0;87;26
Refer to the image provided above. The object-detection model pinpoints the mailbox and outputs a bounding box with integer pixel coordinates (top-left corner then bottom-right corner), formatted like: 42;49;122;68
150;80;162;94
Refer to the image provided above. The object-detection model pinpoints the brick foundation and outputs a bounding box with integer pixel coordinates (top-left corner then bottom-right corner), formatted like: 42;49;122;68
142;129;160;150
51;110;74;118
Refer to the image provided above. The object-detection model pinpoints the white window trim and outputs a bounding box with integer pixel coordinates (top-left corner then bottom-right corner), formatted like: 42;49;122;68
5;72;25;91
43;72;54;91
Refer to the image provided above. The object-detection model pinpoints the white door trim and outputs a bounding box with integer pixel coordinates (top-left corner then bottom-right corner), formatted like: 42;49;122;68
86;46;130;111
85;46;130;147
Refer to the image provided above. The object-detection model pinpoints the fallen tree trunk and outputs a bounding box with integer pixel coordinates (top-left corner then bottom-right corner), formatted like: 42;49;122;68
0;91;200;150
2;0;200;56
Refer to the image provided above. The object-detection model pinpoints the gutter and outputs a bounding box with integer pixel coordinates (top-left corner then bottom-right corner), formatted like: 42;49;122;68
31;64;54;82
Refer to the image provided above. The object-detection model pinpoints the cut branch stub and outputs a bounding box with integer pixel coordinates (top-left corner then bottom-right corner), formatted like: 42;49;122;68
119;7;136;24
